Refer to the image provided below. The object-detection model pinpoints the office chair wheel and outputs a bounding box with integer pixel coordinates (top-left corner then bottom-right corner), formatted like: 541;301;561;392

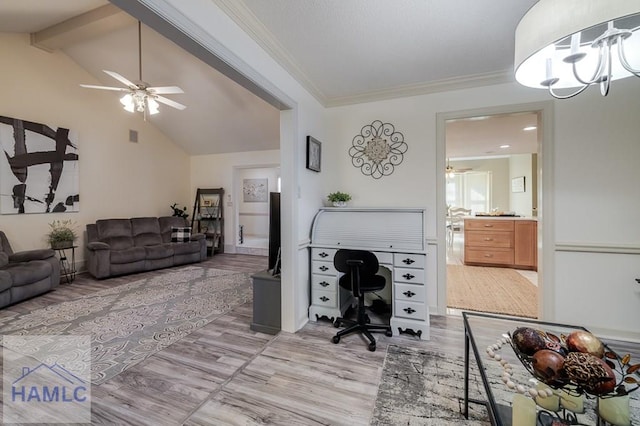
332;336;340;344
385;329;393;337
333;320;341;328
368;342;376;352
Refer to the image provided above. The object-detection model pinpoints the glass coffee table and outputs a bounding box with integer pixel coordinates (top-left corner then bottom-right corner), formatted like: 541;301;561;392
462;311;639;426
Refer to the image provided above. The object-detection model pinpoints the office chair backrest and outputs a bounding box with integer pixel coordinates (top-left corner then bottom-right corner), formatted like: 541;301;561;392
334;249;379;276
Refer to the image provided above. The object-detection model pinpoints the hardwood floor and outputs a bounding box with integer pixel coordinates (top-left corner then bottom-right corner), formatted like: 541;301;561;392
1;254;637;425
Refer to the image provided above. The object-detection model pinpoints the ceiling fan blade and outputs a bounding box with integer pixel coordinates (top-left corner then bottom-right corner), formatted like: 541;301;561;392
154;95;186;110
80;84;129;92
103;70;137;89
147;86;184;95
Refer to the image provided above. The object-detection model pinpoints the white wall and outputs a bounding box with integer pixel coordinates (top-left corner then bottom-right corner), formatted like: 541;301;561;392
450;157;510;212
509;154;534;217
0;33;190;268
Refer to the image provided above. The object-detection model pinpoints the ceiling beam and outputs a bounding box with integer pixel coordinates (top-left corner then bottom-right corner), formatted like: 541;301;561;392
31;4;135;52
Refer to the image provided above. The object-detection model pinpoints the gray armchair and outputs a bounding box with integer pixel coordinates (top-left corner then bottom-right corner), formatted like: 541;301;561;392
0;231;60;308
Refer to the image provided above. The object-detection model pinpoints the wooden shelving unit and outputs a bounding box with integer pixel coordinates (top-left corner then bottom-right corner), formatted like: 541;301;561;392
191;188;224;255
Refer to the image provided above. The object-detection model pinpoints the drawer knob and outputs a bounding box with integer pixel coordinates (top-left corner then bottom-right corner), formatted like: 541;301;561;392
403;290;416;298
484;254;493;258
403;307;416;315
319;252;329;258
402;258;415;265
319;296;329;302
484;237;493;241
484;224;494;227
403;273;415;280
319;265;329;271
319;281;329;287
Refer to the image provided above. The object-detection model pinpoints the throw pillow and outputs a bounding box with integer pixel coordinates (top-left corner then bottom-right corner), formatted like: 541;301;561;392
171;226;191;243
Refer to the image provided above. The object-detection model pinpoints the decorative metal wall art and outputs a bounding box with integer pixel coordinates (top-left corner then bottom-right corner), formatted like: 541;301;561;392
349;120;407;179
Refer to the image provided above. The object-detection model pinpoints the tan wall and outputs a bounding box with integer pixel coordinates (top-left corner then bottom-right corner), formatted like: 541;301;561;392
0;33;190;267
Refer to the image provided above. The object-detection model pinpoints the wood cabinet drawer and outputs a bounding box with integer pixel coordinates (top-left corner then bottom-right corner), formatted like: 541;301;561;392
311;248;336;261
394;267;425;284
311;274;338;292
311;260;336;275
311;288;337;307
465;248;514;265
394;300;427;320
395;283;425;302
393;253;425;269
465;219;514;231
465;230;513;248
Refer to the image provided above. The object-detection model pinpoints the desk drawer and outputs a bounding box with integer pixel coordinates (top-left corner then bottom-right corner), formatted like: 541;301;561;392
311;248;337;261
311;288;338;308
395;283;425;303
373;251;393;265
394;267;425;284
466;230;513;248
465;248;514;265
311;274;338;292
311;260;336;275
394;253;425;269
394;300;427;320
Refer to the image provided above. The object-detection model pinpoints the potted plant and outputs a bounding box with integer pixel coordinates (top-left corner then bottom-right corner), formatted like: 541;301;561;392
327;191;352;207
47;219;78;249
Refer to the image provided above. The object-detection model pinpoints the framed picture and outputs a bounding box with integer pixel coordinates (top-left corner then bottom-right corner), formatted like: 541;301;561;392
511;176;525;193
306;136;321;172
243;178;268;202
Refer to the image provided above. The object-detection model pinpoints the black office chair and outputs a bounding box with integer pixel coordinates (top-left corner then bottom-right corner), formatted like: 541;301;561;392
331;249;392;351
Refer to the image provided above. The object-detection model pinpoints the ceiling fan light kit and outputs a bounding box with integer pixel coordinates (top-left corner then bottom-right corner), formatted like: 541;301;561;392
80;21;185;117
515;0;640;99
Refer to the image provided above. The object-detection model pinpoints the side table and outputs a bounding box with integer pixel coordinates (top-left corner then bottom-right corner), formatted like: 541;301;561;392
55;245;77;284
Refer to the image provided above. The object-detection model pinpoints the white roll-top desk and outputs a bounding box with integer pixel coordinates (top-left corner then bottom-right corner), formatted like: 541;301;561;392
309;208;430;340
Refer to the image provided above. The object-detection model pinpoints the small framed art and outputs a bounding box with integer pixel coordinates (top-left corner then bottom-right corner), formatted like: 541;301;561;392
306;136;321;172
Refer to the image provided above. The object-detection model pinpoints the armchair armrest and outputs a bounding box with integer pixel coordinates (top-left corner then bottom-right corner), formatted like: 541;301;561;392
9;248;55;263
190;233;205;241
87;241;110;251
0;252;8;268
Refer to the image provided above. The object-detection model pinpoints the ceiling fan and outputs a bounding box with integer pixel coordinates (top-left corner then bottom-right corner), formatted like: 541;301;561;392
446;158;472;176
80;21;185;117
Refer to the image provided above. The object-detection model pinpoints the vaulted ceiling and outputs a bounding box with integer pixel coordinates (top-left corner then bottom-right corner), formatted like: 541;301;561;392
0;0;539;157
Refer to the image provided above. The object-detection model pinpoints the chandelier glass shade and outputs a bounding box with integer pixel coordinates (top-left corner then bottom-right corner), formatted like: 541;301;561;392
515;0;640;99
120;92;159;115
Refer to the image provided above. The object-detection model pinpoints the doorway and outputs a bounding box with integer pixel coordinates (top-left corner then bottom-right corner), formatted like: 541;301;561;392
233;165;280;256
436;102;554;320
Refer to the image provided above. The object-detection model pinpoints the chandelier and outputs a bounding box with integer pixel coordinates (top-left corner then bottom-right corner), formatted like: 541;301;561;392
515;0;640;99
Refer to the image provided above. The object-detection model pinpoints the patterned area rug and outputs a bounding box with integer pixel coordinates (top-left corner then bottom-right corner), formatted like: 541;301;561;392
0;266;252;384
371;345;490;425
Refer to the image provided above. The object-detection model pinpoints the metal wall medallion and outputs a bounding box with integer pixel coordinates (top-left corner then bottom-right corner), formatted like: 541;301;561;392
349;120;407;179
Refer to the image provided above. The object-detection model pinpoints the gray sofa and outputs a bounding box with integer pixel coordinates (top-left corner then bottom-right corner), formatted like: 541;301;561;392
86;216;207;279
0;231;61;308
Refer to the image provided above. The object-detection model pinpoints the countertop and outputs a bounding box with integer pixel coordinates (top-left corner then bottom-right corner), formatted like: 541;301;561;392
464;215;537;221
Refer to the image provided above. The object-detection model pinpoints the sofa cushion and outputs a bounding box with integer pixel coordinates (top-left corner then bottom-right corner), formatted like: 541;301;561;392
96;219;134;250
5;261;52;287
171;240;201;256
110;247;146;264
0;270;12;292
132;217;163;247
0;252;8;268
171;227;192;243
159;216;188;243
145;245;173;260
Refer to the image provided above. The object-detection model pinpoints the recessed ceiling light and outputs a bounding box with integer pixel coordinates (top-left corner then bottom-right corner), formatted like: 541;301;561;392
523;126;537;131
500;144;510;149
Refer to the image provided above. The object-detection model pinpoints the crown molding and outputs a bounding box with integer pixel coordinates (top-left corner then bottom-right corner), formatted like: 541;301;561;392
212;0;328;105
325;70;515;107
204;1;516;108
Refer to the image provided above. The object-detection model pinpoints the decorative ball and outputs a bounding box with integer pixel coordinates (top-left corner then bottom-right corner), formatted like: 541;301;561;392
531;349;566;384
566;330;605;358
564;352;616;395
512;327;546;356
